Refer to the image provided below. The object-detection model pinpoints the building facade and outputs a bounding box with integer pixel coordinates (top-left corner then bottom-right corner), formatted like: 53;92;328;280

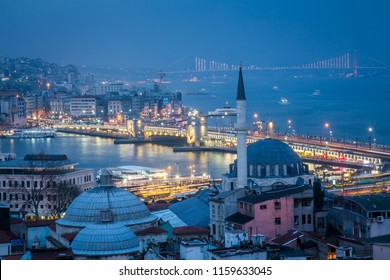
0;154;94;219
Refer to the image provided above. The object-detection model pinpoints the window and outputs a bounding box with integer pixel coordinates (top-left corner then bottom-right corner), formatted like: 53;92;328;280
294;215;299;225
260;204;267;210
302;215;306;224
27;181;30;188
308;214;312;224
275;217;281;225
274;201;281;210
266;165;270;176
240;202;243;209
40;205;44;209
302;199;311;207
294;199;299;208
21;181;25;188
2;181;5;187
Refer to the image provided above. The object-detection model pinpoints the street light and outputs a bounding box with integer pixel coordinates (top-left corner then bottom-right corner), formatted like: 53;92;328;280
368;127;373;149
324;122;331;142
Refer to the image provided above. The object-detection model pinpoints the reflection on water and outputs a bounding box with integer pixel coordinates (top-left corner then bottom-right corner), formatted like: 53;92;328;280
1;133;235;179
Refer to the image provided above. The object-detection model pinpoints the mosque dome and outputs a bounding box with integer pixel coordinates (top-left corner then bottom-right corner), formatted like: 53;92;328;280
232;138;307;179
57;185;156;228
71;223;139;256
247;138;302;165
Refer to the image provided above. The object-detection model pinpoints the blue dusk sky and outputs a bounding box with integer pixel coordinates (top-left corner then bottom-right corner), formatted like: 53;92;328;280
0;0;389;69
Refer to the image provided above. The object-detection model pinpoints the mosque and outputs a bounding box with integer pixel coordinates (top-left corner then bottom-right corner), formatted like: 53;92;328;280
209;67;319;242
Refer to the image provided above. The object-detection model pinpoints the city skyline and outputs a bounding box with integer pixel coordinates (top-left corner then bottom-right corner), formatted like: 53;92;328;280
1;0;390;69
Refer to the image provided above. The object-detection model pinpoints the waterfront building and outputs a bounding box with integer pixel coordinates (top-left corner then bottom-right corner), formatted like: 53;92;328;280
0;90;26;127
23;91;45;119
70;96;96;117
0;154;94;219
107;99;123;116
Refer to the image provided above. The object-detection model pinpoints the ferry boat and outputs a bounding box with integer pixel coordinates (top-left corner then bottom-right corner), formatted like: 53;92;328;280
312;89;321;96
184;88;208;95
208;103;238;116
97;166;211;201
279;97;288;105
3;128;56;139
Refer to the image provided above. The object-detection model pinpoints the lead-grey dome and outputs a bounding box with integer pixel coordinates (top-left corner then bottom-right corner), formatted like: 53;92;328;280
71;223;139;256
57;185;156;227
247;138;301;165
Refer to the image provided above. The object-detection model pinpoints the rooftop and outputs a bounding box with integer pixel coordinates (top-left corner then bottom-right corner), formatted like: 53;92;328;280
345;194;390;211
136;227;167;236
225;212;254;225
238;185;312;204
173;226;209;236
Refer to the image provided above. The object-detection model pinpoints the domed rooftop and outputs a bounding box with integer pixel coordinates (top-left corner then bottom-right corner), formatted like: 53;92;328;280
247;138;301;165
57;185;156;228
71;223;139;256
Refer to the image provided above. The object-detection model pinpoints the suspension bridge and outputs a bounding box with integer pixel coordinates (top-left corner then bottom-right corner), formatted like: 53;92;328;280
193;51;388;76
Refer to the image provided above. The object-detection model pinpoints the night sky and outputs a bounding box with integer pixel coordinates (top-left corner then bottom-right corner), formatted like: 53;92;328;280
1;0;389;69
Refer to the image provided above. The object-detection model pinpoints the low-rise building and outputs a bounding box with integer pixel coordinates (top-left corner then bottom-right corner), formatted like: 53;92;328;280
0;154;94;219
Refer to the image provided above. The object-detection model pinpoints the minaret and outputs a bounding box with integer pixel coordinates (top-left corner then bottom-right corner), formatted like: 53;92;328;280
234;66;247;188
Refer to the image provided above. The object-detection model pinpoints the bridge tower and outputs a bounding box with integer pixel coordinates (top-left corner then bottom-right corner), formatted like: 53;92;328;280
353;50;358;77
234;66;248;189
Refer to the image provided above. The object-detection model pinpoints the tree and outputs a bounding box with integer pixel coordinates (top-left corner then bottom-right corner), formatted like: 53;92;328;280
51;181;81;216
8;152;81;220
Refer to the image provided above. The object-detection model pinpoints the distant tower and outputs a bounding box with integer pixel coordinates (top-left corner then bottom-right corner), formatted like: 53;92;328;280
234;66;247;188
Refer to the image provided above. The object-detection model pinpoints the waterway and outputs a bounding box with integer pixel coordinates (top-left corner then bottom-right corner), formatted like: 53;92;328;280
175;74;390;145
0;133;236;179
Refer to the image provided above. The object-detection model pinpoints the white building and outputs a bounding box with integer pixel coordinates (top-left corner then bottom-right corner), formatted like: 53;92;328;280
93;82;125;95
108;99;123;116
0;154;94;219
70;96;96;117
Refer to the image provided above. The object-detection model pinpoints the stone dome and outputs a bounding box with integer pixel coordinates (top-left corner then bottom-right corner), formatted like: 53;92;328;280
57;185;156;228
71;223;139;256
247;138;301;165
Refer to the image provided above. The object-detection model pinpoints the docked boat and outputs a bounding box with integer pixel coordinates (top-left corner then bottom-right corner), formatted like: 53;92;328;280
97;165;168;182
3;128;56;138
208;103;238;116
97;165;211;201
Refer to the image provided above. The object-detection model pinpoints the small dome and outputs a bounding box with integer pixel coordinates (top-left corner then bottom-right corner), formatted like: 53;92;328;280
57;185;155;227
71;223;139;256
247;138;301;165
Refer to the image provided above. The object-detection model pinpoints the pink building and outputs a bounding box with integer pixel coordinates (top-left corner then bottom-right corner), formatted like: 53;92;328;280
226;185;314;242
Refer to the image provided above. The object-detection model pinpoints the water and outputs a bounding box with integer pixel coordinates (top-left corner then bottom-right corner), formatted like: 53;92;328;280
175;74;390;145
0;133;236;179
2;74;389;178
